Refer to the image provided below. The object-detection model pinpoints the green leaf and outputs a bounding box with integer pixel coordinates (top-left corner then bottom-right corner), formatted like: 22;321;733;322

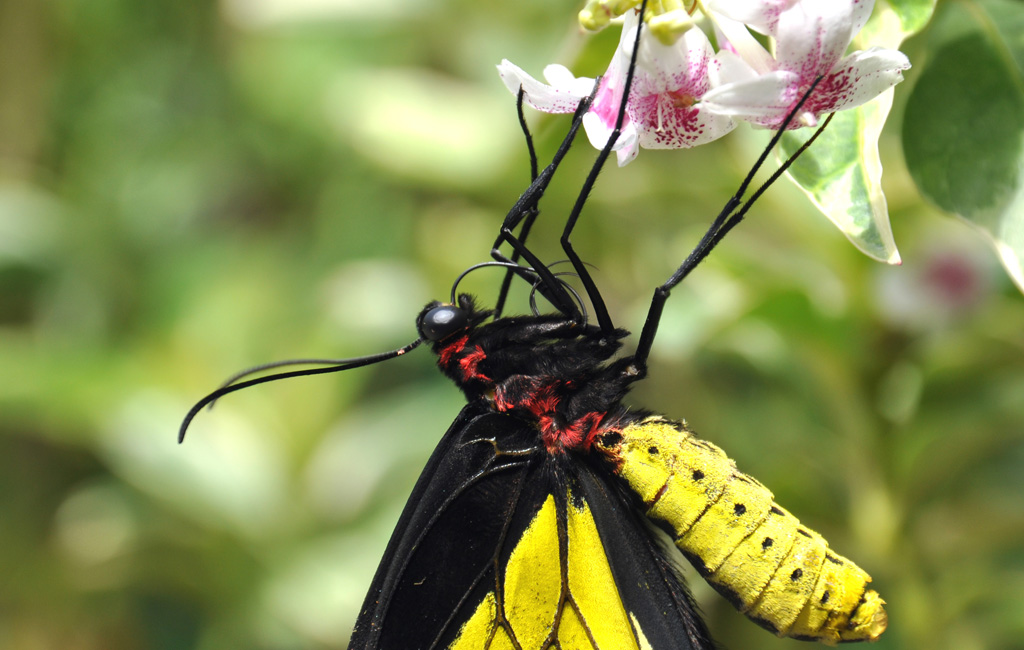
884;0;939;37
903;0;1024;291
779;0;935;265
782;94;901;264
858;0;938;49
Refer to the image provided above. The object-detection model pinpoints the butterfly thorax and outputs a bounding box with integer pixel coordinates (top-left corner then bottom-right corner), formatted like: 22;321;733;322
419;295;639;454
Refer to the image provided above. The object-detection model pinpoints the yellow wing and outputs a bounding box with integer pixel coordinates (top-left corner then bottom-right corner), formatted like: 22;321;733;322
450;492;653;650
595;416;887;645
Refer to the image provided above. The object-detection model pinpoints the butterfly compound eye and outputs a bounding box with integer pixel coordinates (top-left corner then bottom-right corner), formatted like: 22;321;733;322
418;304;469;341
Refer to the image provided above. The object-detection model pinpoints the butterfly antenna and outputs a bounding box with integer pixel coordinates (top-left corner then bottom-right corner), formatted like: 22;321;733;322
449;260;538;304
178;339;422;443
632;77;833;372
529;272;588;321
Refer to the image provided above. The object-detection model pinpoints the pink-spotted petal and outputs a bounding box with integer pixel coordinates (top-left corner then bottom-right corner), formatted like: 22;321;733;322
634;100;735;149
582;110;639;165
844;0;875;40
615;142;640;166
542;64;598;98
711;13;777;74
708;48;764;88
774;0;875;77
626;27;737;149
706;0;797;36
804;47;910;115
586;53;631;133
583;8;634;124
631;27;715;95
701;69;799;122
496;59;594;114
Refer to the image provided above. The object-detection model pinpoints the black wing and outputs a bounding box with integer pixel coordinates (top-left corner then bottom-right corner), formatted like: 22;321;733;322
348;402;715;650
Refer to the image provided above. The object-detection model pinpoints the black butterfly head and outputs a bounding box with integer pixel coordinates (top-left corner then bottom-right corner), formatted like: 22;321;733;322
417;294;492;343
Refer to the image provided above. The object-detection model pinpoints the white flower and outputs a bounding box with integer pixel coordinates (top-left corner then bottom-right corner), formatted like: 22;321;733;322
702;0;910;128
496;61;596;115
499;11;735;166
500;0;909;158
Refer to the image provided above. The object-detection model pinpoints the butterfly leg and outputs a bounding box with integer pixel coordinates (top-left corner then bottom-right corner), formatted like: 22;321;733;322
630;81;835;375
555;0;649;336
490;87;599;321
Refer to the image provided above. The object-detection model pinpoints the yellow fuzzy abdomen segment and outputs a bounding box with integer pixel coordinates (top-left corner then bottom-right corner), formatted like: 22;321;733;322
596;417;886;645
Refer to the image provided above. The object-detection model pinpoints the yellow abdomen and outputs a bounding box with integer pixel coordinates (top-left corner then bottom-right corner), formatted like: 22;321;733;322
595;417;887;645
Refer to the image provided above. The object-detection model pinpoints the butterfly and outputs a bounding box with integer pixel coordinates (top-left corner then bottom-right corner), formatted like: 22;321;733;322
181;6;886;648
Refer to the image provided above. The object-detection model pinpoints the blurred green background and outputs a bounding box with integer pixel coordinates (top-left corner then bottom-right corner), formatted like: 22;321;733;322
2;0;1022;649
